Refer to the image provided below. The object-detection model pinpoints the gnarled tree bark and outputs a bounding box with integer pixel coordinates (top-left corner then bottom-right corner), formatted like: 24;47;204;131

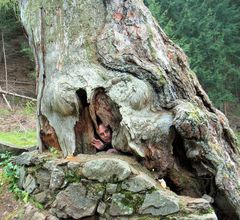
20;0;240;218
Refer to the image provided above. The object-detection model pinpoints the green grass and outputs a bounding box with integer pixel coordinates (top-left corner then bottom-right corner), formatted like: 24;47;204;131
0;131;37;148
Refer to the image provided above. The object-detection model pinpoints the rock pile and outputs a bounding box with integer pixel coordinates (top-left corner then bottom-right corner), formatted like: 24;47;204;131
13;151;217;219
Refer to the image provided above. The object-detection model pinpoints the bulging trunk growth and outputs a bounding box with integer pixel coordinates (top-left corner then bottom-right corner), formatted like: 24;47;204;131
20;0;240;218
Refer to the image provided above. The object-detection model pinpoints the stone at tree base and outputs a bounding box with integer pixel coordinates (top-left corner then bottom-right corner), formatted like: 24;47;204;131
176;213;218;220
34;191;50;204
12;152;217;219
49;166;65;190
50;183;99;219
202;194;214;203
121;172;157;192
106;183;118;194
0;142;29;155
18;166;26;189
14;150;40;166
23;174;37;194
35;169;51;190
109;193;134;216
87;183;105;200
82;158;132;182
139;190;179;216
97;202;107;215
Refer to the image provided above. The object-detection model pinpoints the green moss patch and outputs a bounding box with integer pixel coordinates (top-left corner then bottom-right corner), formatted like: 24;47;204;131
120;191;145;211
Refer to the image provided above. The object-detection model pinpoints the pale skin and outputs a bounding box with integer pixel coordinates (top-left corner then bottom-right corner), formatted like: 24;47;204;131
91;124;118;153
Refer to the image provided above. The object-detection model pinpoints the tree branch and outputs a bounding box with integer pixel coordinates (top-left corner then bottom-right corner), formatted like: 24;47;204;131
0;89;37;101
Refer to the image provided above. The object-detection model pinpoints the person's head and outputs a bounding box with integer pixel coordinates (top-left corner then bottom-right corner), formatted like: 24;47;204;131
97;123;112;143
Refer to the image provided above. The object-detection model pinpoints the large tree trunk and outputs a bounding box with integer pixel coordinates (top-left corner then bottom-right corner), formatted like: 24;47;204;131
20;0;240;218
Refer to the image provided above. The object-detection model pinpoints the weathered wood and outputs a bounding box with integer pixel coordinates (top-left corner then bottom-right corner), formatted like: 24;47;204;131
20;0;240;218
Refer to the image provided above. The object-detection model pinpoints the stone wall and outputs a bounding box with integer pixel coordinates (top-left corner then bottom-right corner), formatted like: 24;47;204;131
13;151;217;219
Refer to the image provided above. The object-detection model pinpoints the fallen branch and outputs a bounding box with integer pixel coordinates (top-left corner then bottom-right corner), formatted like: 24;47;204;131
0;79;34;85
0;86;12;110
2;93;12;110
0;89;37;101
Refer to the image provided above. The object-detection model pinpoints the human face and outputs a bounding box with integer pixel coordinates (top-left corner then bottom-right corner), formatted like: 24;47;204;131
97;124;112;143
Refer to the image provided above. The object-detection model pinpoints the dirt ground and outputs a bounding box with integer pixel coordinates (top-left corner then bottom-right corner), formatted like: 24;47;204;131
0;100;36;133
0;33;36;98
0;168;24;220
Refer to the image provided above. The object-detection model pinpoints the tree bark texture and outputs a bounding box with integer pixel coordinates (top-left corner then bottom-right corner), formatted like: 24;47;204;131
20;0;240;218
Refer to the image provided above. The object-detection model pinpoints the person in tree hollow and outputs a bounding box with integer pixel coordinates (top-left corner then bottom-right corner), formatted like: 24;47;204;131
91;123;118;153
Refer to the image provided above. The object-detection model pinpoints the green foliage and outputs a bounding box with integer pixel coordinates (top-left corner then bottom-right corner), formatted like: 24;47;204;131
49;147;62;158
0;0;19;36
145;0;240;108
65;169;81;183
119;191;145;210
24;101;36;115
0;152;43;209
20;40;34;62
0;152;27;201
0;0;17;9
0;151;12;164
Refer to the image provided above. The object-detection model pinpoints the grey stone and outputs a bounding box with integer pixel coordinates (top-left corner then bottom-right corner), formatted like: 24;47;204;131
14;150;39;166
82;158;131;182
50;208;68;219
202;194;214;203
35;169;51;190
122;173;156;192
87;183;105;200
18;166;26;189
15;150;48;166
97;201;107;215
179;197;217;219
0;141;28;155
176;213;217;220
50;183;98;219
139;190;179;216
43;160;59;171
109;193;134;216
49;166;65;190
106;183;118;194
67;161;81;170
34;191;49;204
23;174;37;194
185;198;211;211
